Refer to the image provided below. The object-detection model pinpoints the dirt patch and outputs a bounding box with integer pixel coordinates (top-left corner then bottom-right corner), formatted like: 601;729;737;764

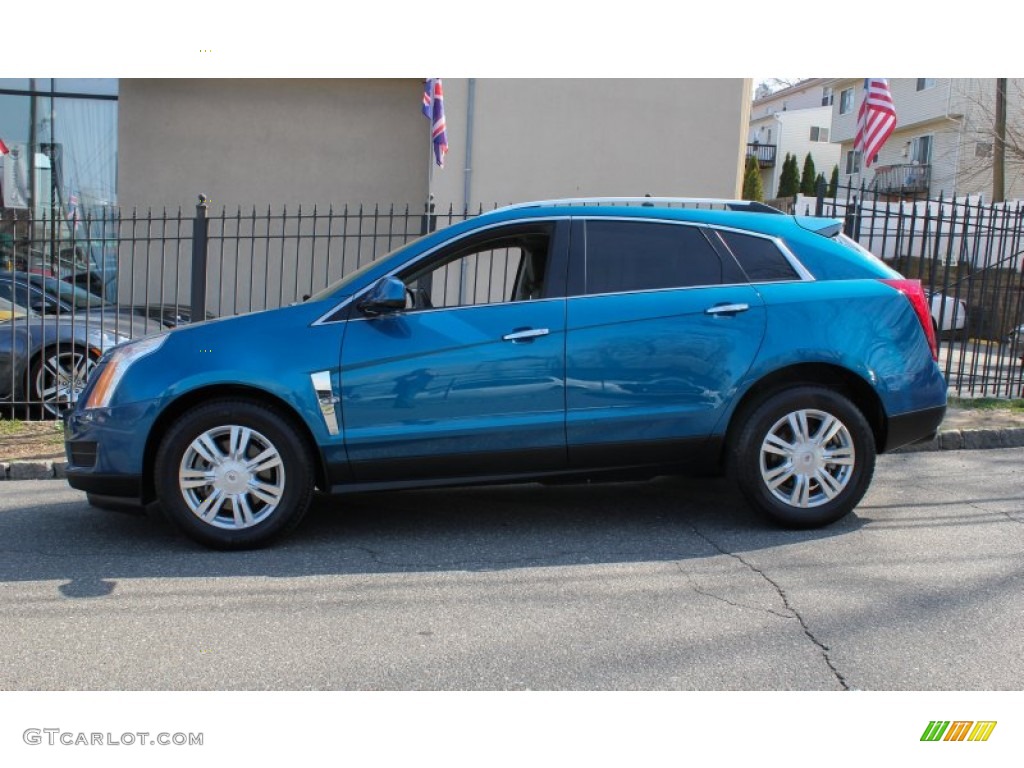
0;421;66;462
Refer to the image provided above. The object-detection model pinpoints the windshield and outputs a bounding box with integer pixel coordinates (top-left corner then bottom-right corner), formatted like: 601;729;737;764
38;274;113;310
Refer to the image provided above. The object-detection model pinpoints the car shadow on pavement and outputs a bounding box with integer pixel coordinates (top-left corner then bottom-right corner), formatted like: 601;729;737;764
0;475;869;590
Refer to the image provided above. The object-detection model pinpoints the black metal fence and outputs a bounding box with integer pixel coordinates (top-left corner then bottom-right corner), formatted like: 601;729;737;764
2;188;1023;418
821;183;1024;398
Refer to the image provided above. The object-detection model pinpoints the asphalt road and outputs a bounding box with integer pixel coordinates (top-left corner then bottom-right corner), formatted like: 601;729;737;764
1;448;1022;691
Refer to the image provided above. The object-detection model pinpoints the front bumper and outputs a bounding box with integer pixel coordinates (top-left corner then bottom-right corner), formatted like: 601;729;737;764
63;399;158;501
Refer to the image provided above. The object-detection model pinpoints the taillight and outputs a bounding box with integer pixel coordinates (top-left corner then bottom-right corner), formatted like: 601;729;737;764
880;278;938;361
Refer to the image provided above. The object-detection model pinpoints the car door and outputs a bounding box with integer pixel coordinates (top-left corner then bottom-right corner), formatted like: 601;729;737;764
564;217;767;468
339;220;570;483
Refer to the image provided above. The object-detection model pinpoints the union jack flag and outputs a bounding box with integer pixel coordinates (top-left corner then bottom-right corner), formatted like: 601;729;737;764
854;79;897;169
422;78;448;168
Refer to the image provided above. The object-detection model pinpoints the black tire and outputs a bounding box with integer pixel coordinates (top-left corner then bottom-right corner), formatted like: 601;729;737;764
27;344;98;419
728;386;875;529
154;399;315;549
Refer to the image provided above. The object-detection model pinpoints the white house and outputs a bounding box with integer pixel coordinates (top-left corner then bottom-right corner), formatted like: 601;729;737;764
827;78;1024;200
747;79;841;199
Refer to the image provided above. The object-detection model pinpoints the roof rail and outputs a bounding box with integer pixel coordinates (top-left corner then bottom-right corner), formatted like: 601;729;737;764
491;197;786;214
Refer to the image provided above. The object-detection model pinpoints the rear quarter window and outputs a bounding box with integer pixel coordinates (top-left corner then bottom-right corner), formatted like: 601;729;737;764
715;230;800;282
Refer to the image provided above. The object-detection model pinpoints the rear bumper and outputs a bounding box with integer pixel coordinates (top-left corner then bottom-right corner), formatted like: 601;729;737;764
883;404;946;452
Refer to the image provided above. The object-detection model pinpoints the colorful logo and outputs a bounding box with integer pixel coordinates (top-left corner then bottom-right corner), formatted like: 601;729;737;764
921;721;997;742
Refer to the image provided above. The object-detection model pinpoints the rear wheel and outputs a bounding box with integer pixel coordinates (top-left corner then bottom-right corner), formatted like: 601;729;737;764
729;386;875;528
155;399;315;549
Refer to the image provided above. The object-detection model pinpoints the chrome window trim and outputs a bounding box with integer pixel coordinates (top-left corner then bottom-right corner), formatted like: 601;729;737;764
311;216;571;326
312;213;816;325
343;296;565;324
563;281;757;302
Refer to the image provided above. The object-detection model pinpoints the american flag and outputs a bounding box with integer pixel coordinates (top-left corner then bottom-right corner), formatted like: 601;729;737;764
854;79;897;169
422;78;448;168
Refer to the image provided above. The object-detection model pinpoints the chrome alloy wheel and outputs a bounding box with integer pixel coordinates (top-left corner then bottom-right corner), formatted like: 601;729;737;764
759;408;856;509
178;425;286;530
33;348;96;416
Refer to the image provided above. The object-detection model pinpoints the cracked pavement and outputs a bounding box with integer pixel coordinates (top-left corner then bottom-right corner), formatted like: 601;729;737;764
0;447;1022;690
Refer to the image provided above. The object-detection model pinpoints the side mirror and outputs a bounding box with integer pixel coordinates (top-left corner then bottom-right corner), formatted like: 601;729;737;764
358;276;407;316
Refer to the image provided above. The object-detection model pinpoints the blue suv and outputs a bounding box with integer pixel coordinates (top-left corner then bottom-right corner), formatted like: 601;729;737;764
64;199;947;548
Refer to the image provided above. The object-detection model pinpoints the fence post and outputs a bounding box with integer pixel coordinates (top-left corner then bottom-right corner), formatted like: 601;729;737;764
416;196;436;295
815;177;826;217
844;195;862;239
191;194;209;323
419;195;436;236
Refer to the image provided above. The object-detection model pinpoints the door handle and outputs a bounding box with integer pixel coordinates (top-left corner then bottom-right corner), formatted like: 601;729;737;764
704;303;750;316
502;328;550;342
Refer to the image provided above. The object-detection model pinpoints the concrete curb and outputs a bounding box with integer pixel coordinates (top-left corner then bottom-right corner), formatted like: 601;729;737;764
2;427;1024;481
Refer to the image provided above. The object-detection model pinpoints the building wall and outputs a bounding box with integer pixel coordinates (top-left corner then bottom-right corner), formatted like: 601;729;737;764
117;79;428;211
829;78;1024;199
429;79;751;209
753;107;839;198
751;79;830;119
115;78;752;309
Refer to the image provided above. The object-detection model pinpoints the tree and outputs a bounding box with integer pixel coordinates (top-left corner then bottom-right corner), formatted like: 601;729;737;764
778;153;800;197
742;154;764;202
800;153;817;196
945;78;1024;197
828;165;839;197
754;78;807;101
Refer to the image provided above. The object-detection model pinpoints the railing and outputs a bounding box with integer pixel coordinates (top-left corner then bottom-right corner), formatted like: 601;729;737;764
746;143;777;168
819;182;1024;398
871;163;931;195
3;186;1023;418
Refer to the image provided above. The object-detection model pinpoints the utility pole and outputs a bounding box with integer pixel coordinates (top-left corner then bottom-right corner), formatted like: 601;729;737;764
993;78;1007;203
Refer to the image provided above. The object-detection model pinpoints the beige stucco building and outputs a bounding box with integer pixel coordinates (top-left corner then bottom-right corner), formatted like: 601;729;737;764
117;79;752;212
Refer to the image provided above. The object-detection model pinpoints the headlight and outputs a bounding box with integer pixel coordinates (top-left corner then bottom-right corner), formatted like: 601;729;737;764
86;327;131;354
83;334;168;410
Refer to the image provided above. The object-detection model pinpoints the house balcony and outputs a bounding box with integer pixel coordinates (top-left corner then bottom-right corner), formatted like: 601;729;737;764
746;143;777;168
871;163;931;195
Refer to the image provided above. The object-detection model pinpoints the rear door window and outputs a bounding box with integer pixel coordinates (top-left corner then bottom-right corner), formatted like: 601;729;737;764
584;220;734;294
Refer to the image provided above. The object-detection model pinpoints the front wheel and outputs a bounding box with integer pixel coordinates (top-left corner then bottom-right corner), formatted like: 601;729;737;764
155;399;315;549
729;386;876;529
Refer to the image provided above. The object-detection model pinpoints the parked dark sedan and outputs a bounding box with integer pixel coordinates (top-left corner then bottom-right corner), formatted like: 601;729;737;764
0;298;132;417
0;272;167;334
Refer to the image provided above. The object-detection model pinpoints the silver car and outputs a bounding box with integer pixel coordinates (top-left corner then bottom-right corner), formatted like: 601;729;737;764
0;297;153;417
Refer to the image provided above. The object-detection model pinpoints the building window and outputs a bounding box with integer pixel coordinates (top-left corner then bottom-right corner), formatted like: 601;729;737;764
910;135;933;164
810;126;830;142
822;87;834;107
916;78;937;91
839;88;855;115
0;78;118;216
845;150;862;175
